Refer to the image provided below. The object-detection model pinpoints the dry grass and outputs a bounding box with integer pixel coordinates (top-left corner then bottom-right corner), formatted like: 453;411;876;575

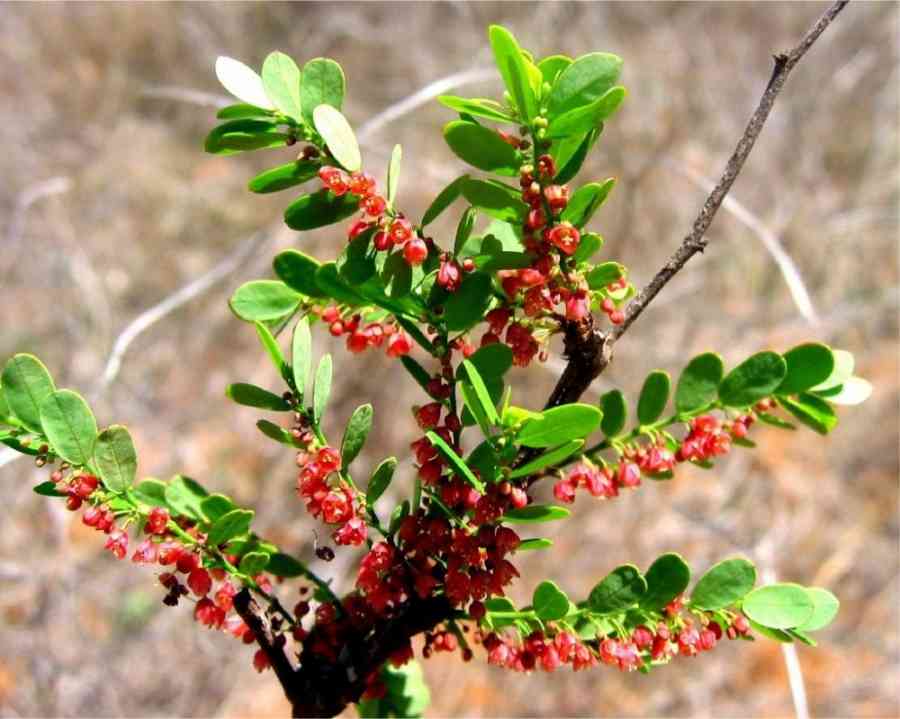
1;2;897;718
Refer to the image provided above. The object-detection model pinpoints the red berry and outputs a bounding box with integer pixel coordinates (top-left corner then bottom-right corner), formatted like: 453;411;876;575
403;238;428;266
146;506;169;535
389;218;413;245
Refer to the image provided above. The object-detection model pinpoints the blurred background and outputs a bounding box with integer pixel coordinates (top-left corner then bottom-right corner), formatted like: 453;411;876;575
1;2;897;717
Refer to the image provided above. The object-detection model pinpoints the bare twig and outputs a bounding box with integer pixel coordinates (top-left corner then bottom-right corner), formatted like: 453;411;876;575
543;0;848;409
665;160;819;325
612;1;848;341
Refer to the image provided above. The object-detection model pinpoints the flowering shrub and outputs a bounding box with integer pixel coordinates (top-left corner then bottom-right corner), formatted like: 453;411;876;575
1;17;866;719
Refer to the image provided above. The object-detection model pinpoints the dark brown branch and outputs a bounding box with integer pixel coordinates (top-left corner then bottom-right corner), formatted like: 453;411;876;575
611;0;849;341
545;0;849;408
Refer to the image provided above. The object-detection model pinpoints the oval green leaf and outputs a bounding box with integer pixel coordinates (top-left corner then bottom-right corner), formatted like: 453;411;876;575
517;403;603;448
229;280;301;322
718;351;787;407
560;179;615;228
313;104;361;172
341;404;373;467
690;557;757;610
796;587;840;632
509;439;583;479
421;174;469;227
208;508;255;547
2;354;56;432
94;425;137;493
313;354;333;424
589;564;647;614
249;160;318;194
366;457;397;508
743;583;815;629
461;178;528;223
292;317;312;403
39;390;97;466
215;56;274;110
640;553;691;610
777;343;835;395
637;370;670;425
300;58;345;125
533;580;570;621
675;352;724;413
599;389;627;437
502;504;570;524
261;51;302;120
547;52;623;117
225;383;291;411
443;121;520;176
284;189;360;231
443;272;494;332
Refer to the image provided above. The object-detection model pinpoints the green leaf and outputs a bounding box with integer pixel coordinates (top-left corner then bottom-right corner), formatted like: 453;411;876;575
817;376;871;405
517;404;603;448
548;86;625;138
589;564;647;614
533;580;570;621
466;441;500;483
291;317;312;403
400;356;432;395
547;52;623;117
460;359;500;426
488;25;537;121
200;494;237;523
509;439;583;478
560;179;615;228
421;175;469;228
571;232;604;263
284;189;360;231
437;95;517;123
502;504;570;524
537;54;572;85
443;121;520;176
204;119;288;154
640;553;691;611
215;56;274;110
599;390;627;437
1;354;56;432
254;321;286;377
425;431;485;493
518;537;553;551
164;475;209;520
274;250;324;297
299;58;345;126
39;390;97;466
387;144;402;206
341;404;373;467
454;207;478;256
464;344;513;379
314;263;365;305
261;51;302;121
443;272;493;332
366;457;397;507
675;352;724;413
553;130;596;185
93;425;137;493
757;412;796;430
229;280;301;322
239;552;270;576
249;161;318;194
690;557;757;610
796;587;840;632
777;343;835;395
33;481;67;498
585;261;625;289
810;349;854;392
461;178;528;223
380;251;413;299
267;552;309;578
313;104;361;172
778;393;837;435
133;478;169;508
217;103;273;120
256;419;294;445
313;354;332;424
637;370;670;425
208;508;255;546
336;233;376;284
718;351;787;407
743;583;815;629
226;383;290;411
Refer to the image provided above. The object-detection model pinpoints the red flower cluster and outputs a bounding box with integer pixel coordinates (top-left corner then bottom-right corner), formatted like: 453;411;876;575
296;445;368;546
318;305;412;358
483;629;596;673
319;166;428;267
